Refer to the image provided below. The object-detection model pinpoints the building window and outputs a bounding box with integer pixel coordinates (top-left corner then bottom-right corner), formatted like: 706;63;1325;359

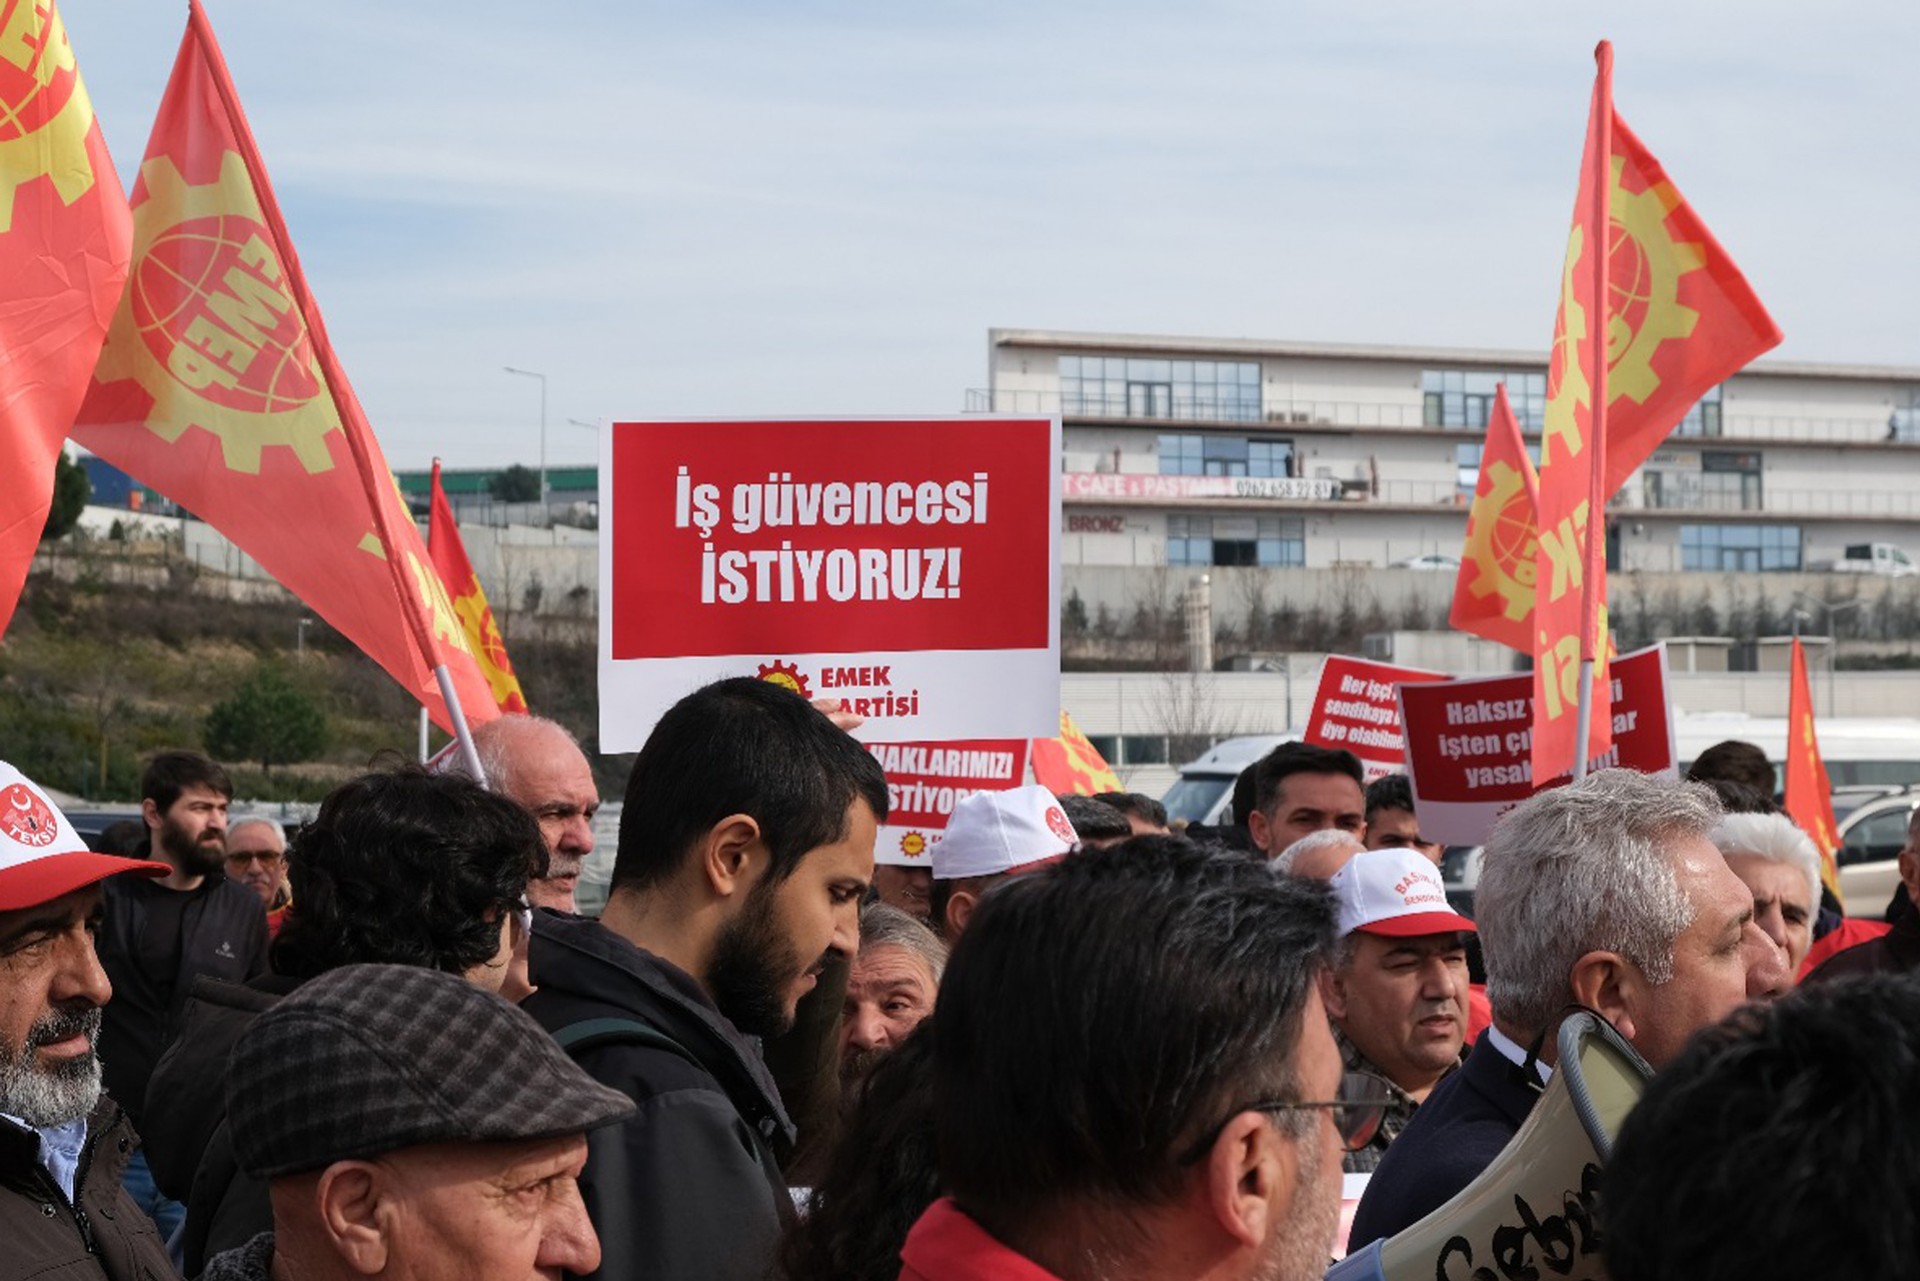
1679;523;1800;572
1645;449;1761;511
1673;385;1724;437
1168;515;1305;567
1158;434;1294;477
1421;369;1546;431
1063;355;1260;422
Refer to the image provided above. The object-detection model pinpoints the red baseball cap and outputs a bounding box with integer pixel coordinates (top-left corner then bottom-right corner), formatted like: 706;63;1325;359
0;762;169;912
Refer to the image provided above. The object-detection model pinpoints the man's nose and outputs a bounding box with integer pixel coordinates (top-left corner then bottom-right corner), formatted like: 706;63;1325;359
537;1180;602;1276
1744;922;1792;998
848;1003;890;1051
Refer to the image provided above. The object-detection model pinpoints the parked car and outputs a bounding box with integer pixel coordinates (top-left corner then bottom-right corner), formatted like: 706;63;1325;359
1812;542;1919;577
1391;552;1462;571
1834;787;1915;918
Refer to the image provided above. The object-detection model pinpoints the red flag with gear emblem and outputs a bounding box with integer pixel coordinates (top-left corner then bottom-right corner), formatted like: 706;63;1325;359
1529;42;1782;784
0;0;129;640
1783;637;1844;903
428;461;528;715
1450;384;1539;650
1029;710;1121;796
69;1;497;733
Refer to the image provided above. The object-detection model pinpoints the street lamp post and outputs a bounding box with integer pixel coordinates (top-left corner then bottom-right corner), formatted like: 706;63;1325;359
1792;593;1863;717
503;366;548;517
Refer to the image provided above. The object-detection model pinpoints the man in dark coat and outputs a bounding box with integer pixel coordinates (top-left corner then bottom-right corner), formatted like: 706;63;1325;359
525;677;889;1281
1803;808;1920;983
1349;771;1792;1248
0;760;180;1281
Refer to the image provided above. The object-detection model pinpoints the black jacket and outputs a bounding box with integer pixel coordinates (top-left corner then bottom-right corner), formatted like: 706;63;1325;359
523;912;796;1281
1803;910;1920;984
1347;1030;1542;1249
0;1096;178;1281
97;874;268;1133
142;974;300;1276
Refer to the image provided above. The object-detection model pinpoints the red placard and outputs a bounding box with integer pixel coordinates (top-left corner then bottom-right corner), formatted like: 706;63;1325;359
599;417;1061;749
869;739;1031;866
1302;655;1448;781
1398;643;1676;846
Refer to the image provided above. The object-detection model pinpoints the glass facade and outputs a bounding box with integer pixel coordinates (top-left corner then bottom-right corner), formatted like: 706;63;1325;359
1167;514;1305;567
1679;523;1800;571
1673;385;1725;437
1158;434;1294;477
1062;355;1261;422
1422;370;1546;431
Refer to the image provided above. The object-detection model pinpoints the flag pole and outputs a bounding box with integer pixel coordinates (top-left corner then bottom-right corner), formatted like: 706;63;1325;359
1573;40;1614;780
187;0;487;786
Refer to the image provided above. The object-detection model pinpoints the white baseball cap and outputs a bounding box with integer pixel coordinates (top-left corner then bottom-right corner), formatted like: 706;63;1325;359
1328;848;1477;939
931;785;1077;880
0;762;169;911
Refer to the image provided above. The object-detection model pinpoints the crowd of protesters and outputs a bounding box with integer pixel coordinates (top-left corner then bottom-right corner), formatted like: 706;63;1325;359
1;681;1915;1281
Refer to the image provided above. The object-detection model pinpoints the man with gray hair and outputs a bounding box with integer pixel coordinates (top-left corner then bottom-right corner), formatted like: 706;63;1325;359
1274;827;1365;879
223;816;290;936
839;902;945;1090
1712;811;1820;977
455;715;599;911
1348;769;1791;1246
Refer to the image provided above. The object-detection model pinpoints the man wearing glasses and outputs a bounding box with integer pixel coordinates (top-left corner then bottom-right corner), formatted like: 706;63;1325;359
224;817;291;937
900;835;1393;1281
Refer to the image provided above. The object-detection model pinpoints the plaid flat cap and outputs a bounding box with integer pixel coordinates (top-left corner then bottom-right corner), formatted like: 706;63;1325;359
227;963;635;1178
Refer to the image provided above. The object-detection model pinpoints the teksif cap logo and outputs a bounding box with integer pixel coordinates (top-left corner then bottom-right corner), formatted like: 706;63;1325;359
931;784;1078;881
1328;847;1478;939
0;761;170;912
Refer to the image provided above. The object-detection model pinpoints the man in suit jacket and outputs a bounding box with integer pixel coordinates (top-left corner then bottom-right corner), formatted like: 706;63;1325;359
1348;770;1793;1248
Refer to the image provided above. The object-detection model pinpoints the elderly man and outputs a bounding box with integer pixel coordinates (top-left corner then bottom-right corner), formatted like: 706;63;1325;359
224;817;291;936
1247;742;1368;859
1323;849;1474;1173
901;836;1383;1281
204;963;633;1281
457;715;600;912
0;761;177;1281
1711;811;1820;977
839;902;945;1090
1605;974;1920;1281
1349;770;1791;1247
928;785;1077;942
1274;827;1365;879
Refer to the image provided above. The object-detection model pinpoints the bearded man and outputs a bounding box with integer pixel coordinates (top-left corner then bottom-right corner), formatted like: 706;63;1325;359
0;760;179;1279
97;751;268;1237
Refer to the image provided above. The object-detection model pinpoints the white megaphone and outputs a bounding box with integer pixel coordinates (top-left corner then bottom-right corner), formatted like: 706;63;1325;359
1326;1010;1651;1281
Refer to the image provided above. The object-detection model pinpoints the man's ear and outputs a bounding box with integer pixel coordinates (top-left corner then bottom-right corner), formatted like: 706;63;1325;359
1319;963;1350;1023
1248;810;1272;855
314;1162;390;1275
946;889;978;940
1205;1111;1290;1249
699;814;765;900
1568;950;1639;1042
140;798;161;832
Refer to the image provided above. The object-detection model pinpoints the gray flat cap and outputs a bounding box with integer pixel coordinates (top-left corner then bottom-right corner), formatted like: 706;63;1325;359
227;962;634;1178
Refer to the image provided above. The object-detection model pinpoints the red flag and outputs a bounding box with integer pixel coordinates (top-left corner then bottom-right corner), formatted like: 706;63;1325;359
428;463;528;715
0;1;129;638
70;2;496;732
1450;384;1539;650
1530;41;1783;784
1029;710;1121;796
1783;637;1844;903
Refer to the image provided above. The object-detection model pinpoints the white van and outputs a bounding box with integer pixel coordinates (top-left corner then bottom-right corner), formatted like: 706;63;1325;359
1160;734;1293;827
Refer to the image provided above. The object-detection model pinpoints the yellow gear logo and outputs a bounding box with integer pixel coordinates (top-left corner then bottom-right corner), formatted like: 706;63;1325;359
1463;459;1539;622
0;1;99;233
91;151;342;475
1541;156;1704;469
756;660;812;700
899;831;927;860
450;573;527;711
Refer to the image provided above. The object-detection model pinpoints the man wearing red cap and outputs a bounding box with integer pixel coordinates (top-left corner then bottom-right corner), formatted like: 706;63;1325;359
0;761;181;1280
1322;849;1475;1173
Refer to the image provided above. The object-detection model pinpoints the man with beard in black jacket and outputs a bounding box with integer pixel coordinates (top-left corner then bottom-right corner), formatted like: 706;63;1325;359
525;677;887;1281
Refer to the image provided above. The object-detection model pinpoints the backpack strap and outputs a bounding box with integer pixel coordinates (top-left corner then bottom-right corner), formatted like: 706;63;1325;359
551;1015;703;1071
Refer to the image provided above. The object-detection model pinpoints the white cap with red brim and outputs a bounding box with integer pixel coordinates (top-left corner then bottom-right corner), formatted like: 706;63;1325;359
0;762;169;912
1329;847;1478;939
931;784;1078;880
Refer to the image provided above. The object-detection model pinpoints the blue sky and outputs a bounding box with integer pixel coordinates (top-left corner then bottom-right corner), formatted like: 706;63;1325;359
63;1;1920;470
